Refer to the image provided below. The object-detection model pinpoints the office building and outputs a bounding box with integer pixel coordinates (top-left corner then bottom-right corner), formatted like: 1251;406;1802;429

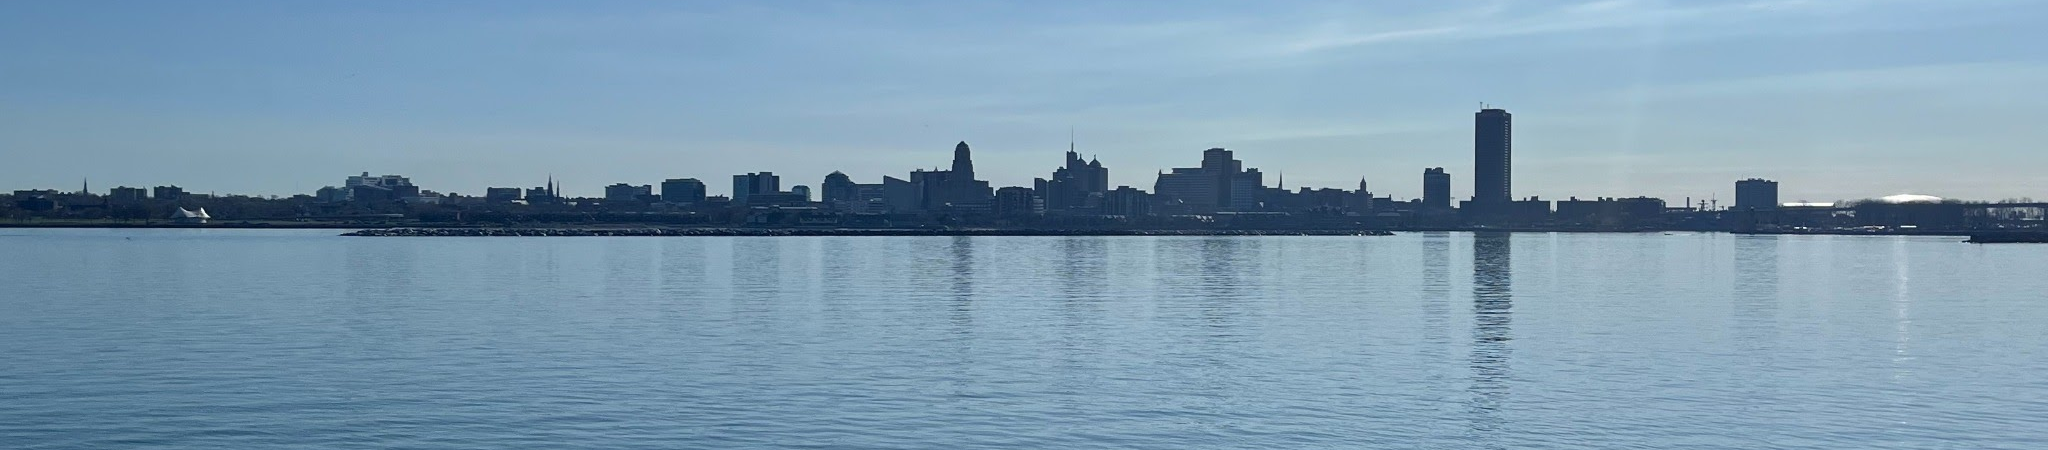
1735;178;1779;211
1038;144;1109;211
346;172;412;189
790;185;811;202
484;187;522;203
604;183;652;202
1474;108;1513;210
153;186;186;201
994;186;1036;216
108;186;147;202
661;178;707;204
732;172;781;205
1423;168;1451;210
1153;148;1262;213
1103;186;1152;217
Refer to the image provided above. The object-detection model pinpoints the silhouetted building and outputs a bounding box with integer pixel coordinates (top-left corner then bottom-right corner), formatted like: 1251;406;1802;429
790;185;811;202
881;175;920;213
153;186;186;201
1473;108;1513;213
821;172;857;209
1038;144;1109;212
661;178;706;204
994;186;1036;216
108;186;147;202
485;187;522;203
1103;186;1152;216
1423;168;1451;210
604;183;651;202
732;172;780;205
1153;148;1262;213
1736;178;1779;211
13;190;60;212
1556;197;1665;227
909;142;995;211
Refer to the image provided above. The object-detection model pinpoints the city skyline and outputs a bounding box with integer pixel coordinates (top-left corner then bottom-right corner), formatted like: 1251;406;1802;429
3;1;2045;202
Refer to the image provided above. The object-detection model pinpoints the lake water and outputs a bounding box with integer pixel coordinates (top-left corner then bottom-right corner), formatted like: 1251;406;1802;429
3;229;2045;449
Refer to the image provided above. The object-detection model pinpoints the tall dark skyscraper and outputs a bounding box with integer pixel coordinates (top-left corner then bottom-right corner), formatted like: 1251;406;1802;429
1735;178;1779;211
1474;108;1512;208
1423;167;1451;210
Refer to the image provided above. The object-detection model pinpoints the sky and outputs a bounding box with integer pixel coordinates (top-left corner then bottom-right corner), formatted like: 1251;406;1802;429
2;0;2043;203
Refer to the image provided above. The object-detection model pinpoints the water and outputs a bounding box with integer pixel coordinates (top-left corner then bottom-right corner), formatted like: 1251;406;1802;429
3;229;2045;449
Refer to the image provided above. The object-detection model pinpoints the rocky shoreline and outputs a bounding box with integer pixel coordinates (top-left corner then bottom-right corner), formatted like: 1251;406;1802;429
341;228;1395;237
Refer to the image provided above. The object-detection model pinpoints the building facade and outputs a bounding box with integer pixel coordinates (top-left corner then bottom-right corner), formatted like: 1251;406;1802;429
1153;148;1262;213
732;172;781;205
661;178;707;204
1735;178;1779;211
1423;167;1451;210
1473;108;1513;216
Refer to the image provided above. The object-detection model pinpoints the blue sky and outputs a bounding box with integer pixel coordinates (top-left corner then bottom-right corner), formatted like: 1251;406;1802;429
2;0;2042;202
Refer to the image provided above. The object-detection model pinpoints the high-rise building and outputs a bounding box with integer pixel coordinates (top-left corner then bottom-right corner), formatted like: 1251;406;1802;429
661;178;707;204
1153;148;1262;213
1735;178;1779;211
1038;140;1110;212
732;172;780;205
1423;167;1451;210
821;171;857;209
1474;108;1513;209
909;141;993;210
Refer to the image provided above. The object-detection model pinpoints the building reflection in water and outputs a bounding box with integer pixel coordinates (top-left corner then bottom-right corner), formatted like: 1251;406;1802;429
1467;232;1512;435
948;236;976;329
1421;232;1454;358
1731;235;1781;352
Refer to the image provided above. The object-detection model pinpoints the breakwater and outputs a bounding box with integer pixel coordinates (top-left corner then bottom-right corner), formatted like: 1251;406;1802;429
342;228;1394;237
1966;231;2048;243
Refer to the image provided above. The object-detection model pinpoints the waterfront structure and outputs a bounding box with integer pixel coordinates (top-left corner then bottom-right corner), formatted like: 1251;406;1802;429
1153;148;1262;213
732;172;780;205
604;183;652;202
1473;108;1513;214
1736;178;1779;211
661;178;707;204
1556;197;1666;226
171;207;210;224
1423;168;1451;210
